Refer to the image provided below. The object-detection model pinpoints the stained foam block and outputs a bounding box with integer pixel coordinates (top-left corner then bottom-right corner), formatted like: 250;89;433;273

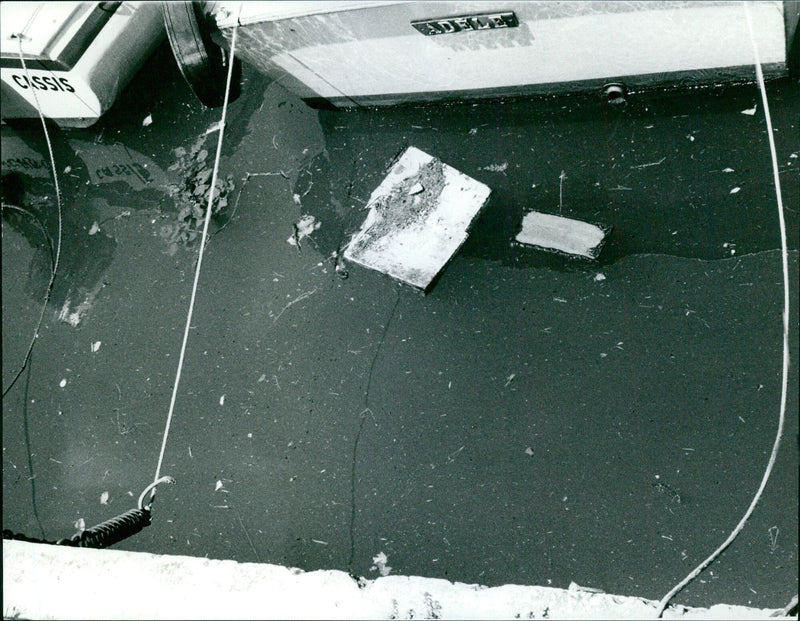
516;211;609;260
344;146;491;291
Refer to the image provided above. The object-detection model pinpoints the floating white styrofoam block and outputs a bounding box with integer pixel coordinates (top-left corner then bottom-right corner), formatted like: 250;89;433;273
344;147;491;291
516;211;609;260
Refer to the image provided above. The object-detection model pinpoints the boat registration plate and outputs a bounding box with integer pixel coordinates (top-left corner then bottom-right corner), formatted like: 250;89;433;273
411;12;518;36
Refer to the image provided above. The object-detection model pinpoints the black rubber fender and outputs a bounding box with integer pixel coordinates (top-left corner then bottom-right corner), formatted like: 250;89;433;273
162;2;240;107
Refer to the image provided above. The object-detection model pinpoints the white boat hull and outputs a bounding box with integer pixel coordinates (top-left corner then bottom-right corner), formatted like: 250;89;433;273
0;2;165;127
210;1;791;108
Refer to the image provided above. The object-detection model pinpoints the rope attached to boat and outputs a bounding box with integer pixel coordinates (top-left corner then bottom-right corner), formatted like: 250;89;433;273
654;3;791;616
3;26;187;550
150;15;240;504
1;34;63;398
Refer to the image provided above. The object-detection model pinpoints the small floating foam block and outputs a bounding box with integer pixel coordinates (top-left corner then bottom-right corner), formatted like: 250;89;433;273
515;211;609;260
344;146;491;291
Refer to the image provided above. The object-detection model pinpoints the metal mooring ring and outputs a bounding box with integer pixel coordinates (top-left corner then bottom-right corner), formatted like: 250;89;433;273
138;475;176;510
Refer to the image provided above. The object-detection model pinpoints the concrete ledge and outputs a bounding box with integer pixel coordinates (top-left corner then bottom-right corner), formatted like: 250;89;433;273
2;541;789;619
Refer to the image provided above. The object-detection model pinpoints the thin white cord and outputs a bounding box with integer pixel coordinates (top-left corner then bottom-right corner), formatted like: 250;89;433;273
2;36;63;398
153;23;239;487
655;3;790;616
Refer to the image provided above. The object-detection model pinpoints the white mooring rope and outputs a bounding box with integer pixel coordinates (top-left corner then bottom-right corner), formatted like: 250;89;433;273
2;35;64;399
655;2;791;616
152;22;240;493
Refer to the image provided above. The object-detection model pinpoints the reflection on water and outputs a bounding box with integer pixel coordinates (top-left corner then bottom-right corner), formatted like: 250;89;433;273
70;139;170;193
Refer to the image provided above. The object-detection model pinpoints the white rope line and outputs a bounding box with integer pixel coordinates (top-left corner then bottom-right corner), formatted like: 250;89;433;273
2;35;63;398
152;23;239;489
655;3;790;616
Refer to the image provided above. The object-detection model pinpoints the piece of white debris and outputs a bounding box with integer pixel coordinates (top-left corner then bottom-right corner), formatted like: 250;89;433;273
100;491;110;505
205;121;221;135
344;146;491;292
687;134;695;142
516;212;610;260
90;341;101;353
74;518;86;532
370;551;392;576
408;182;424;195
88;222;100;235
722;167;735;173
525;447;534;456
293;193;301;205
287;214;321;246
219;394;225;406
215;480;224;491
64;166;72;174
730;187;741;194
142;114;153;126
481;162;508;173
59;378;67;388
740;105;757;116
594;273;606;282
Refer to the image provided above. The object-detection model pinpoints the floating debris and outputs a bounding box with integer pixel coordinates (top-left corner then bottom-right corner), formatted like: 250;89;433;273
370;551;392;576
57;281;105;327
741;104;757;115
516;212;610;260
90;341;101;353
100;491;109;505
88;222;100;235
59;378;67;388
288;214;321;247
730;187;741;194
481;162;508;173
162;136;235;253
344;146;491;291
142;113;153;127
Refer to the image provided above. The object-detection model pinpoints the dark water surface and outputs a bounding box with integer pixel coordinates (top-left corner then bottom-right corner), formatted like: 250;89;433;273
3;44;798;610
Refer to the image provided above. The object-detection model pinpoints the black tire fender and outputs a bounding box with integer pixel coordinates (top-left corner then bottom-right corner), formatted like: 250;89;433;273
162;2;240;107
